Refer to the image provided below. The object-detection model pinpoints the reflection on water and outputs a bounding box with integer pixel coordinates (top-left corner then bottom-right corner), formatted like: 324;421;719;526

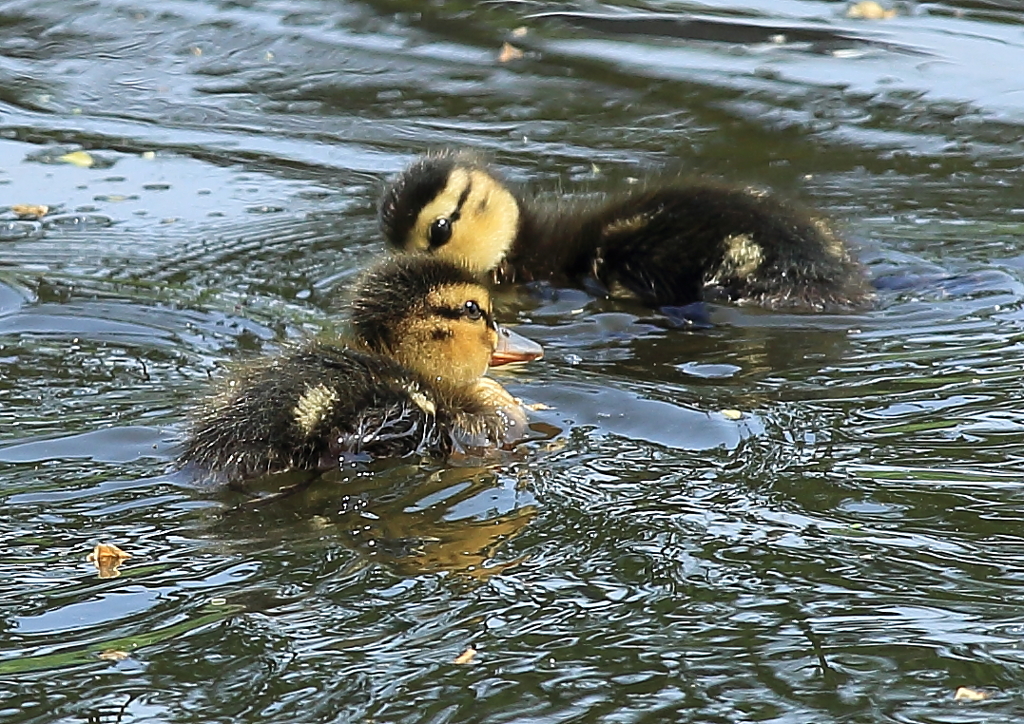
3;0;1024;721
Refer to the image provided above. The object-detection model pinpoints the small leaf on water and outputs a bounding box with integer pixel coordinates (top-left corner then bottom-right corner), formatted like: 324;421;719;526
721;409;743;420
60;151;95;168
10;204;49;219
498;42;524;63
86;543;132;579
846;1;897;19
453;647;477;665
954;687;990;702
97;649;130;662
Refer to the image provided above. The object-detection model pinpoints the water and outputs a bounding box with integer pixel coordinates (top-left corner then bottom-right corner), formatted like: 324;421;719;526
3;0;1024;721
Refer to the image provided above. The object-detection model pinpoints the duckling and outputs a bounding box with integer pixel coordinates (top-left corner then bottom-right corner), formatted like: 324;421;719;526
180;256;543;482
379;150;871;311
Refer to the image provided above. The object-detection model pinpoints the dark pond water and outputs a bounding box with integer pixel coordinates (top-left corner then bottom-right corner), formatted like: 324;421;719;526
4;0;1024;721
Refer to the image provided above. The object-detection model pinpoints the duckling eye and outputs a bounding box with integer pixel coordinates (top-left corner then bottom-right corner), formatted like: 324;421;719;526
463;300;484;321
428;217;453;248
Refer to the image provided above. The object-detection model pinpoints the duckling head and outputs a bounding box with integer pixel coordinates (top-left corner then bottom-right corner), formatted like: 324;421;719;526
352;256;540;390
379;151;520;275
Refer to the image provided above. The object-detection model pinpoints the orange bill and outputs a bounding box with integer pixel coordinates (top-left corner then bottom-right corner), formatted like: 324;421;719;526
490;326;543;366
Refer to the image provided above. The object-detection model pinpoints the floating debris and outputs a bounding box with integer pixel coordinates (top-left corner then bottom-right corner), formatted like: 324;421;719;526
97;649;130;662
453;647;477;664
498;42;524;63
92;194;140;204
60;150;96;168
86;543;132;579
953;687;991;702
846;1;897;19
721;409;743;420
24;145;118;169
10;204;49;219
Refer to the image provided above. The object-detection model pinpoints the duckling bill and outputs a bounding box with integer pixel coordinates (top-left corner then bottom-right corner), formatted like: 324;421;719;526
180;256;542;482
379;150;871;311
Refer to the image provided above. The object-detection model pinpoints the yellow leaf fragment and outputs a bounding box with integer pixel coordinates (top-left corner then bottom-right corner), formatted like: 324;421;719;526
846;1;897;19
525;402;554;411
453;647;477;665
721;409;743;420
98;649;130;662
511;26;528;38
11;204;49;219
86;543;132;579
954;687;990;702
60;151;95;168
498;42;524;63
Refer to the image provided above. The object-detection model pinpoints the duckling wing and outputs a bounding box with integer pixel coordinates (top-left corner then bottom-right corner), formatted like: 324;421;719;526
330;395;439;459
588;191;710;305
182;344;441;480
579;186;866;309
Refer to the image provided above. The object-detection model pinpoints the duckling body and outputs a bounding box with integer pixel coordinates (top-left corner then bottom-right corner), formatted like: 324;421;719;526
379;151;871;311
180;256;541;482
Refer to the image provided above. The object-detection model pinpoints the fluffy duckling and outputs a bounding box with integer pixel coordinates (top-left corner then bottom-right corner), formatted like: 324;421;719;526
379;150;870;311
180;256;543;482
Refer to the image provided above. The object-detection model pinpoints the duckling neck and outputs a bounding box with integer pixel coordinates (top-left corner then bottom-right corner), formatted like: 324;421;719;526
497;197;600;285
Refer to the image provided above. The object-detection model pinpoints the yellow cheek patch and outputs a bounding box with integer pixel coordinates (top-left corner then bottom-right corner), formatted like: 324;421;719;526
440;170;519;273
409;167;471;252
407;167;520;274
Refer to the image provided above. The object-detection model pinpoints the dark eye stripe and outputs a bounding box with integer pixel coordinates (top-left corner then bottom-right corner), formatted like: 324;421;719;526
451;180;473;221
427;304;492;324
428;305;465;321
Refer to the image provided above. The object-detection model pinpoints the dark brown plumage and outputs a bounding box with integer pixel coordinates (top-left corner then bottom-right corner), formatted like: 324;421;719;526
380;150;871;311
180;256;541;482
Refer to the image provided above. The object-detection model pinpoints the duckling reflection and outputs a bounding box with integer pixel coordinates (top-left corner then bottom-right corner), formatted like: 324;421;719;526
380;150;871;312
181;256;543;482
342;465;536;579
231;463;537;579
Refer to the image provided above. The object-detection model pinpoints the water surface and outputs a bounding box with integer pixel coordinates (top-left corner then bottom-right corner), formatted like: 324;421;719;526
3;1;1024;722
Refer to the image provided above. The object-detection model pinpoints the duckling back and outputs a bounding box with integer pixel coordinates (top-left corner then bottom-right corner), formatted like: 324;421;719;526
381;152;871;312
180;343;443;480
566;184;870;311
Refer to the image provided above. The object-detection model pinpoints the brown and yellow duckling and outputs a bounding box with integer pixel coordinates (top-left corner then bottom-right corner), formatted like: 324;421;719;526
379;150;871;311
180;256;543;482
